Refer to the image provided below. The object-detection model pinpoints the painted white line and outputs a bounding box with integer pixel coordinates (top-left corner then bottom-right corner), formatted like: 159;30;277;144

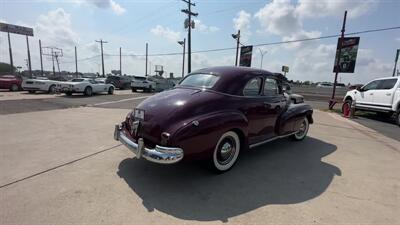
92;96;149;106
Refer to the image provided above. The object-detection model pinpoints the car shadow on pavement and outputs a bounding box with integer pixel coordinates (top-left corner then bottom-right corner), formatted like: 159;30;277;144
117;137;340;222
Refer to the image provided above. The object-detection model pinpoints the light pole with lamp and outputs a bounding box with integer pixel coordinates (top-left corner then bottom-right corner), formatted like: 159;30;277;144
231;30;240;66
178;38;186;78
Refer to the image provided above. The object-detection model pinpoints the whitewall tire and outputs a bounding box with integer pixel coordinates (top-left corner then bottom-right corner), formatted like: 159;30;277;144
212;131;241;172
291;118;309;141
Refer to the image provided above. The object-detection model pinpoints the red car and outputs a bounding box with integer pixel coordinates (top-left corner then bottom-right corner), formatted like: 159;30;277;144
0;75;22;91
114;66;313;172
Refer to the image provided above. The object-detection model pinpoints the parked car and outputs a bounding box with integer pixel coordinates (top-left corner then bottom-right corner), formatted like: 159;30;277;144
343;77;400;126
0;75;22;91
105;75;131;90
131;76;156;92
22;77;60;94
114;66;314;172
57;78;115;96
316;82;333;88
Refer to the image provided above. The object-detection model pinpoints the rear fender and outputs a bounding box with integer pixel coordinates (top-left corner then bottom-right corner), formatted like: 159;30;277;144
276;104;313;136
171;111;248;160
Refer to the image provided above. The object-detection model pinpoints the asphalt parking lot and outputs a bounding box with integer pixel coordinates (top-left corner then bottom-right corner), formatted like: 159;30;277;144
1;90;399;225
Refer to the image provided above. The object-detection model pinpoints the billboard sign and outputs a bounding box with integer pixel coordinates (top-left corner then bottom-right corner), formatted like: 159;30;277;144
239;45;253;67
0;22;34;36
333;37;360;73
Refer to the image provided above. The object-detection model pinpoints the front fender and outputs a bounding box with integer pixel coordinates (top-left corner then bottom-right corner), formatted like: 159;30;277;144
171;110;248;160
277;104;313;136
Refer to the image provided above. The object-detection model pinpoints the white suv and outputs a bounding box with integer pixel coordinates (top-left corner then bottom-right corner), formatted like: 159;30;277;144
131;76;156;92
343;77;400;126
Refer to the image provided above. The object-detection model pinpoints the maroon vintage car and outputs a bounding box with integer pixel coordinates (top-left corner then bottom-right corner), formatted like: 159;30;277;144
0;75;22;91
114;66;313;172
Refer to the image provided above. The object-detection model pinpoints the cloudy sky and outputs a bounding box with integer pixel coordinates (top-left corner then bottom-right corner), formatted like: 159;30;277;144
0;0;399;84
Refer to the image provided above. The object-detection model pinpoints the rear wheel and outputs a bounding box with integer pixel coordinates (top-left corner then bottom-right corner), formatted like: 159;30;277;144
108;86;114;95
211;131;241;173
48;85;56;94
10;84;19;92
291;118;309;141
84;86;93;96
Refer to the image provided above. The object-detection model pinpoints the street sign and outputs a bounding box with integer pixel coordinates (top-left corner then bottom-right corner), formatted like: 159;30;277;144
333;37;360;73
239;45;253;67
282;65;289;73
0;22;33;36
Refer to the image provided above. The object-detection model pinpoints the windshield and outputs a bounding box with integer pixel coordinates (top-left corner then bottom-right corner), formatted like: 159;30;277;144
69;79;84;82
179;74;219;88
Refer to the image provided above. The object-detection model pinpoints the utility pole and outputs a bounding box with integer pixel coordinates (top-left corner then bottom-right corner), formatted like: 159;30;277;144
181;0;198;73
145;43;148;76
54;52;61;73
95;39;107;77
258;48;267;69
75;46;78;77
329;10;347;110
392;49;399;77
26;35;32;78
232;30;240;66
7;32;14;74
178;38;186;77
119;47;122;75
39;39;43;76
51;49;55;76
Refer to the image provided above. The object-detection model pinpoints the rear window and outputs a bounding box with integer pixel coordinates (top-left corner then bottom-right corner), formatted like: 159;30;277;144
70;79;84;82
179;74;219;88
133;76;146;81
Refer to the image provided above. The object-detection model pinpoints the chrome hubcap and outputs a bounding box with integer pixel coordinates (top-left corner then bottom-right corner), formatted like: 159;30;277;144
217;137;236;165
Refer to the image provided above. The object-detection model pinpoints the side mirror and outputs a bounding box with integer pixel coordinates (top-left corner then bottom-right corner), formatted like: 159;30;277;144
357;86;363;92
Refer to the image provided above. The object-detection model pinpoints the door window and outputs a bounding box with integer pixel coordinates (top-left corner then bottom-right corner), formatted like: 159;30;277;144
377;79;398;90
243;77;262;96
263;78;279;96
362;80;380;91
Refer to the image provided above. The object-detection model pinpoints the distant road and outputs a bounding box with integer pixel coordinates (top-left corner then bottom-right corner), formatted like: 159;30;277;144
292;86;348;102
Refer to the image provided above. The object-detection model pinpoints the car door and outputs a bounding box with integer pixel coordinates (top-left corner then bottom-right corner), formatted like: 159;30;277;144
357;80;380;106
373;78;399;108
241;77;267;144
258;76;286;140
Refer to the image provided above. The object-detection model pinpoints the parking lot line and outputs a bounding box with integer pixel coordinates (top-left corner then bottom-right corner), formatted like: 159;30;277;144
90;96;150;106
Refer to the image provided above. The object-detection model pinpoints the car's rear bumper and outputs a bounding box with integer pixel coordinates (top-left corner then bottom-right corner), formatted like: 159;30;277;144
114;124;184;164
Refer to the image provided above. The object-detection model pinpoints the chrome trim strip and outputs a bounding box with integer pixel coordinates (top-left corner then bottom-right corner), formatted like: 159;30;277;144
114;124;184;164
249;132;297;149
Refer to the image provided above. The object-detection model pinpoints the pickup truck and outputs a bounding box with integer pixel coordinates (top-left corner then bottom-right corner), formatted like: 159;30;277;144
342;76;400;126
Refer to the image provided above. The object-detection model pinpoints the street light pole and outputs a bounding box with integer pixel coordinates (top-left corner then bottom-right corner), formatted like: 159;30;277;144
178;38;186;77
258;48;267;69
232;30;240;66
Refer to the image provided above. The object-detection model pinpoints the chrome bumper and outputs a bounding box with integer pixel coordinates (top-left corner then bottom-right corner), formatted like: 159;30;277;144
114;124;184;164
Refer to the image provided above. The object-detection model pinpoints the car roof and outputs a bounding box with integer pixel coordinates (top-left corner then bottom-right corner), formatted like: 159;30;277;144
371;76;399;81
189;66;277;95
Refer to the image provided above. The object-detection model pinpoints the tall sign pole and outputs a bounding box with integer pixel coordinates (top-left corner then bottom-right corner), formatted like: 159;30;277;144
182;38;186;77
234;30;241;66
26;35;32;78
329;10;347;110
39;40;43;76
181;0;198;73
145;43;148;76
119;47;122;75
393;49;400;77
95;39;107;77
7;32;14;74
75;46;78;77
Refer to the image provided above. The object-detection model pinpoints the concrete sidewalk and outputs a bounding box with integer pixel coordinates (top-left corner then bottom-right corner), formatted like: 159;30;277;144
0;108;399;225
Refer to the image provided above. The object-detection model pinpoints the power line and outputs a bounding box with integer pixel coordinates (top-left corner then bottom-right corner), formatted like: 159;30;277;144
61;26;400;61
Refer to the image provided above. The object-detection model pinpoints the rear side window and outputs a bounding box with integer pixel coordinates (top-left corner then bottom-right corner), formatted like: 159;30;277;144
243;77;262;96
179;74;219;88
264;78;279;96
377;79;398;90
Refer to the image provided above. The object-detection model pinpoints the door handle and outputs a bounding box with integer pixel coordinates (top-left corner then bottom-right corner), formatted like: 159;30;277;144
386;93;391;96
263;102;271;108
369;93;374;95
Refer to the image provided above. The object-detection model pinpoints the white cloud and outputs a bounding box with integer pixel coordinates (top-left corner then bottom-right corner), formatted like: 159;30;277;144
233;10;252;42
396;37;400;42
193;20;219;33
282;30;321;49
296;0;378;18
150;25;181;43
76;0;126;15
36;8;79;46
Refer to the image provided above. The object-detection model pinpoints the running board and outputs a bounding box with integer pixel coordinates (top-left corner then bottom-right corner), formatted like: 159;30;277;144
249;132;297;149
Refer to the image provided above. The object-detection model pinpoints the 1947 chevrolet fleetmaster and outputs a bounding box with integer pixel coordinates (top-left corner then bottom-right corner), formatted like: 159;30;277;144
114;66;313;172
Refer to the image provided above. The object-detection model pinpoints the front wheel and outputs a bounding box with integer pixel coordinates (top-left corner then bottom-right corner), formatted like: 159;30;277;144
211;131;241;173
10;84;19;92
108;86;114;95
84;86;93;96
291;118;309;141
395;109;400;127
342;100;352;117
48;85;56;94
